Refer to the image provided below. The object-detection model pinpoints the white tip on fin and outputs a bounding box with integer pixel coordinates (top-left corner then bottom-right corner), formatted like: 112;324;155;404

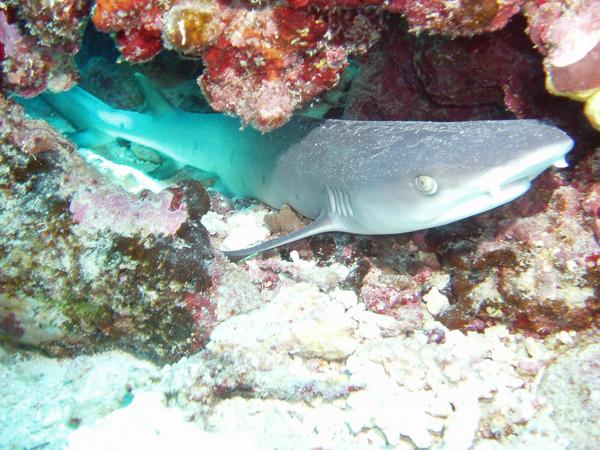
552;156;569;168
223;212;338;261
133;72;177;115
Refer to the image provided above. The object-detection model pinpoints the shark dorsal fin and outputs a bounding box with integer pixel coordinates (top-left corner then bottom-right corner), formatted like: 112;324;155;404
134;72;177;115
223;212;338;261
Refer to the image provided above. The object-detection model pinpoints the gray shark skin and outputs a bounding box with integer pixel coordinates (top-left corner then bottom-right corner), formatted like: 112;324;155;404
41;75;574;260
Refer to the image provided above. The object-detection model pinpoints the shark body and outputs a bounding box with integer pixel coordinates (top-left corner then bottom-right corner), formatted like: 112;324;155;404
42;74;574;259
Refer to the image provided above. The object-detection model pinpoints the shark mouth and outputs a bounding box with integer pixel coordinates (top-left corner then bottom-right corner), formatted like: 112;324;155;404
430;179;532;228
429;148;571;229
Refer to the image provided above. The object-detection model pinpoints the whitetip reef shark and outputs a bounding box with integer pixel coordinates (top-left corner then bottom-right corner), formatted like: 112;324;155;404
41;73;574;259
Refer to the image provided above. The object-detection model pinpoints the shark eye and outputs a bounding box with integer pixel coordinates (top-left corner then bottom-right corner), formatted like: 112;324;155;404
415;175;438;195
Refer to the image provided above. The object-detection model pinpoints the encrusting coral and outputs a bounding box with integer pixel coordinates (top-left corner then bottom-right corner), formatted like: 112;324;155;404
0;1;599;132
0;1;89;97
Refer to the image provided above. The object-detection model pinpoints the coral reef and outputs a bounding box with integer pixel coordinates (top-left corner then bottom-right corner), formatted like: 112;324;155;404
92;0;166;62
88;0;384;130
1;2;600;449
389;0;525;36
0;1;599;133
0;1;89;97
173;4;381;130
0;98;221;361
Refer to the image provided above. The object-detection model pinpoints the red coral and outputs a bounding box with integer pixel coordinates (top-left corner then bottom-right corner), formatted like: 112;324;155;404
148;0;382;130
93;0;168;62
289;0;524;36
116;28;164;62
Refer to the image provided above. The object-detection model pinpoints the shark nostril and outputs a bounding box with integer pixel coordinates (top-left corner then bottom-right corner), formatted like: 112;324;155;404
415;175;438;195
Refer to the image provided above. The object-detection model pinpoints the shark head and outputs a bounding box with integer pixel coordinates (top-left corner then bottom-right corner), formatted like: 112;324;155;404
352;119;574;234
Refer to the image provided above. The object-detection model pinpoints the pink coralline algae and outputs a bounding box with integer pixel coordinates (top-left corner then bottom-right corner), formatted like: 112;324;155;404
0;1;89;97
68;186;188;238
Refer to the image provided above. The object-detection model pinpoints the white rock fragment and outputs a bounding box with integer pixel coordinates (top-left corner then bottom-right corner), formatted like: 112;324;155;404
267;257;352;291
423;287;450;316
221;209;271;250
289;249;301;263
200;210;228;235
443;395;481;450
556;330;574;345
430;272;450;291
525;336;553;360
330;288;358;310
347;304;404;339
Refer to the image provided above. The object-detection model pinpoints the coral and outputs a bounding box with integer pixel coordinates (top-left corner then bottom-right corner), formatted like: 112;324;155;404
524;0;600;130
0;97;220;361
0;97;74;153
67;184;188;237
0;1;89;97
86;0;600;131
345;18;516;122
92;0;166;62
389;0;525;36
94;0;380;129
416;169;600;336
162;0;222;55
11;0;91;51
281;0;523;36
193;5;381;130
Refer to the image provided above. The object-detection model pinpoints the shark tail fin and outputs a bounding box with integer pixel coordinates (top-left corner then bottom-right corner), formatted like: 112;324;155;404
41;87;116;148
134;72;177;115
223;213;338;261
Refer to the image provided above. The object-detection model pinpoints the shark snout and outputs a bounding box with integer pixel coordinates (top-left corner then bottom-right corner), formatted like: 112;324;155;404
484;135;573;197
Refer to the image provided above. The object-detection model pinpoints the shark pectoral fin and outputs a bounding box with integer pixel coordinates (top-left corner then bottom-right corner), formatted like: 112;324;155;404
133;72;177;115
223;213;338;261
147;157;186;180
69;129;116;148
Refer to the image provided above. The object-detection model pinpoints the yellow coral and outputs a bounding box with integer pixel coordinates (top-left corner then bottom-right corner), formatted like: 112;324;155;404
584;89;600;130
163;0;221;54
547;74;600;132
